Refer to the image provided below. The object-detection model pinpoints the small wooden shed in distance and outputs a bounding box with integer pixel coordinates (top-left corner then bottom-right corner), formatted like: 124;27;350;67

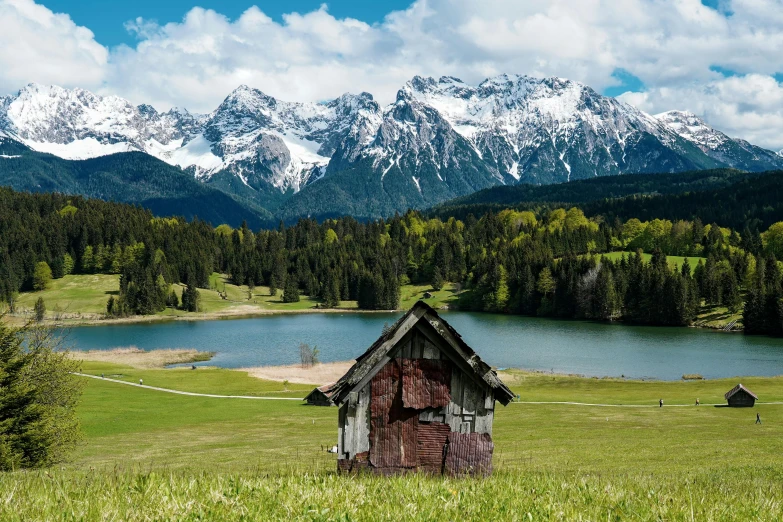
304;383;337;407
328;301;514;475
725;383;758;407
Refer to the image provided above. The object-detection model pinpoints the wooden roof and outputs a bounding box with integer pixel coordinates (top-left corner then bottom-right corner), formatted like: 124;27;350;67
304;383;337;401
725;383;758;401
329;301;515;406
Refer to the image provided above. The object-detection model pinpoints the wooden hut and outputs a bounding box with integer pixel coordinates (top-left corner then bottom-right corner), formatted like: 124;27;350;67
724;383;758;407
329;301;514;476
305;383;334;406
304;383;337;406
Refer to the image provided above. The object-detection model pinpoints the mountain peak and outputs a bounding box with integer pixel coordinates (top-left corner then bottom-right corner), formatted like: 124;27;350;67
2;73;782;218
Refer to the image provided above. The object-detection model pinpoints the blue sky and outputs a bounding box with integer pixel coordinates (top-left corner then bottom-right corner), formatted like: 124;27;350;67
2;0;782;150
43;0;414;47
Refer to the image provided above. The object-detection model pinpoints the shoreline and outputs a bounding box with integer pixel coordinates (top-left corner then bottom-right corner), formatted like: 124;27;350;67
2;305;404;328
71;348;782;383
3;305;744;335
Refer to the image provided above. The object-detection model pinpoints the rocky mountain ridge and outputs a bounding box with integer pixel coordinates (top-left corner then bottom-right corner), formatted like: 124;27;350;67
2;76;782;220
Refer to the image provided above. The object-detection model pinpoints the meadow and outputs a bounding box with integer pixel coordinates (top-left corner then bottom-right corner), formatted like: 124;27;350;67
1;354;779;520
6;273;462;325
592;251;705;270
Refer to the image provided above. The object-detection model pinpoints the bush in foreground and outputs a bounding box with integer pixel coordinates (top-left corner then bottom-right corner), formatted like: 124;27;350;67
0;322;83;470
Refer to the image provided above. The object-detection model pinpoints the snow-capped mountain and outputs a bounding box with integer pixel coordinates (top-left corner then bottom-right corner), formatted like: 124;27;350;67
0;84;200;161
2;76;782;220
655;110;783;172
396;75;737;185
176;85;382;192
0;83;382;194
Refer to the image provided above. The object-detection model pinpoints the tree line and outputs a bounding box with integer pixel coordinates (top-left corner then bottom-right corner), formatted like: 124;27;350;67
3;187;783;334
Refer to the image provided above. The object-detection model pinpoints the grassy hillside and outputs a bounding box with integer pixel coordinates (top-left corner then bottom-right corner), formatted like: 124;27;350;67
7;274;464;323
14;274;119;316
3;362;780;519
592;251;705;270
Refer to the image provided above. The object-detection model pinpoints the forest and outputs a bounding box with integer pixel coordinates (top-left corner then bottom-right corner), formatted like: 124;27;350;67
432;169;783;232
1;186;783;335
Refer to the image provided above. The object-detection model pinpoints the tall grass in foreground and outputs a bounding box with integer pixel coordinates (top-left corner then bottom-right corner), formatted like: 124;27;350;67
1;467;781;521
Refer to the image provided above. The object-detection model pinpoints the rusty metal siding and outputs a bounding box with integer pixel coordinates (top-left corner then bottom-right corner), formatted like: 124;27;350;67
338;323;499;475
401;358;451;410
417;422;450;472
338;451;369;473
369;359;418;469
445;432;494;476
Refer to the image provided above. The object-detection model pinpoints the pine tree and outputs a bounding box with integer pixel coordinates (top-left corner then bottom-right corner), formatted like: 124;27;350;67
431;267;444;291
33;297;46;322
595;266;619;320
166;289;179;308
721;270;742;314
322;272;341;308
32;262;52;291
283;277;300;303
81;246;94;274
62;254;75;276
0;323;83;470
516;264;536;315
181;284;201;312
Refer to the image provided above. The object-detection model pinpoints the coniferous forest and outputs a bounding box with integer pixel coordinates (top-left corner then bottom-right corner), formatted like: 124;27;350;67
2;186;783;335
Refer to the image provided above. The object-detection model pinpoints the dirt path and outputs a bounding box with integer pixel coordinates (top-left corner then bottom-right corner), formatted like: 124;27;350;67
76;373;783;407
74;373;305;400
511;401;783;407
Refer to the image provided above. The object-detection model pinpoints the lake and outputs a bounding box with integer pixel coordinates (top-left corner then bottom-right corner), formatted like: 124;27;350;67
62;312;783;380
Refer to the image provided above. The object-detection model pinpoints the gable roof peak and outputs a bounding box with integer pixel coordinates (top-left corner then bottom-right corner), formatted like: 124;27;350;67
330;300;514;406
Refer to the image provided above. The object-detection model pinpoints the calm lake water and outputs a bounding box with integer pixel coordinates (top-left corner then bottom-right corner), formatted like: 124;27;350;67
62;312;783;380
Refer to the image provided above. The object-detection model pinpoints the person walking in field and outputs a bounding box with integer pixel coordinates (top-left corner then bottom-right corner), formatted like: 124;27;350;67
756;413;762;424
139;378;143;386
659;399;663;408
696;398;700;406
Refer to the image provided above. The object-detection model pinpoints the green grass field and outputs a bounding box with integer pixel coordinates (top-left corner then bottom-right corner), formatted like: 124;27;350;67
593;251;706;270
8;274;463;323
399;283;463;309
2;363;783;519
14;274;120;316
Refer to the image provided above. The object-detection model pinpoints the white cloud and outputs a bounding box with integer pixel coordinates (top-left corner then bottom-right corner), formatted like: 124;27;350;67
619;74;783;151
0;0;107;93
1;0;783;149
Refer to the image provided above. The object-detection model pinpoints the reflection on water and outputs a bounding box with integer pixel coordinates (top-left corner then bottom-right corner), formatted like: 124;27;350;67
62;312;783;380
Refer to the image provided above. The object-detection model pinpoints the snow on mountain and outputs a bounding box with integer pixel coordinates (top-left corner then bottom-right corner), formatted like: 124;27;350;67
654;110;725;149
656;110;783;171
0;83;198;161
398;74;713;184
187;85;381;192
2;76;782;216
0;83;383;193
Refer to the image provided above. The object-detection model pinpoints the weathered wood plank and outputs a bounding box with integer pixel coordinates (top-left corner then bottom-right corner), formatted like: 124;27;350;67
462;378;482;417
484;392;495;411
355;384;371;455
449;371;463;415
338;404;347;457
422;339;439;360
474;411;494;435
444;412;462;432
